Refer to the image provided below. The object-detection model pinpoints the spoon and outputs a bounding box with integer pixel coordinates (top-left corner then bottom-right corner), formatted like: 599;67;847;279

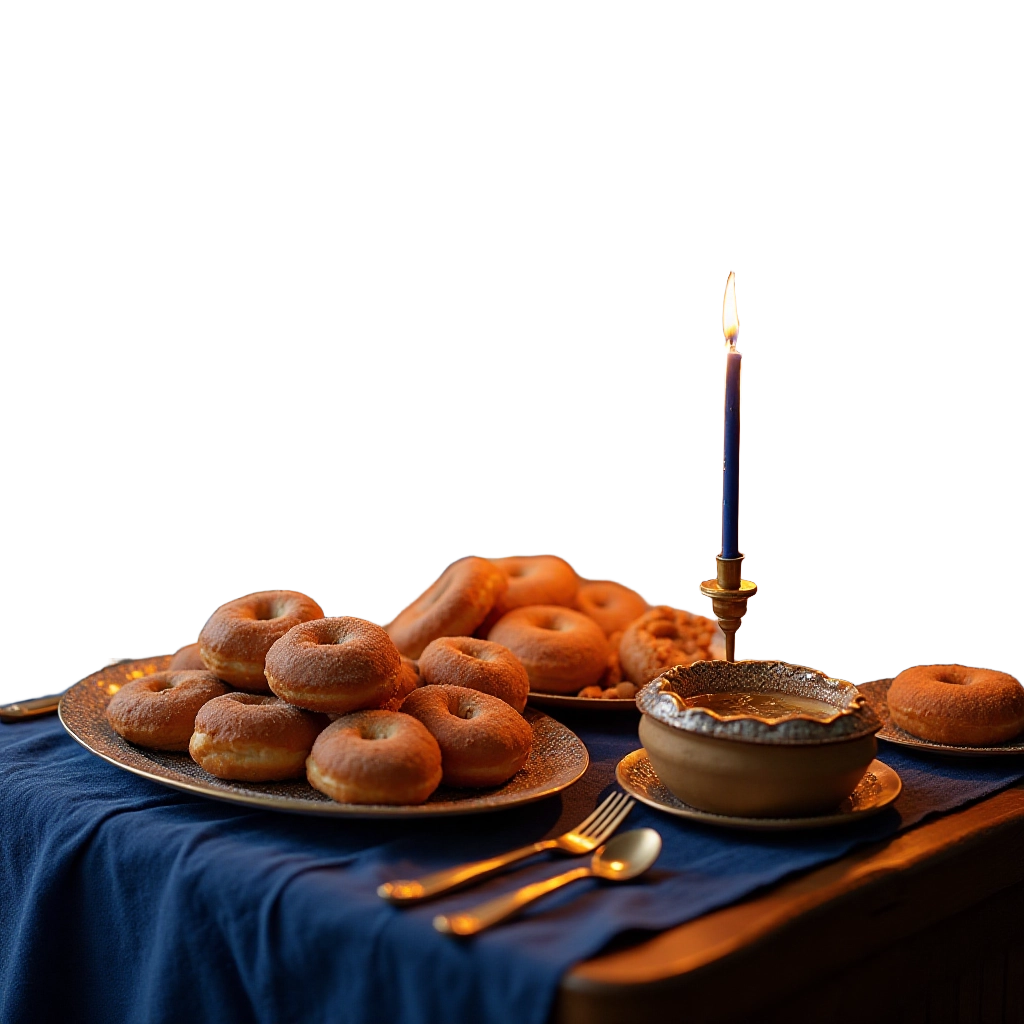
433;828;662;936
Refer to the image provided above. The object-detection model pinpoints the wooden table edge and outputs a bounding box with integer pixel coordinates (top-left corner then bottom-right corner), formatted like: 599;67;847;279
561;778;1024;993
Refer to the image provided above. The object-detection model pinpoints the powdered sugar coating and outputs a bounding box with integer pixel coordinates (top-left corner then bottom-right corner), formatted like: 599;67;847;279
488;605;608;694
190;693;328;781
307;710;442;804
419;636;529;712
266;616;401;714
106;669;228;750
403;684;532;787
199;590;324;690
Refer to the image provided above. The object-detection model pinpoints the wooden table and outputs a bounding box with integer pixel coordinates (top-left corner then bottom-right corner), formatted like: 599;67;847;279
555;780;1024;1024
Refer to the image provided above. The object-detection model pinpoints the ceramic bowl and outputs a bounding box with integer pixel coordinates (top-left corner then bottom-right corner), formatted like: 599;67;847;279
635;660;882;818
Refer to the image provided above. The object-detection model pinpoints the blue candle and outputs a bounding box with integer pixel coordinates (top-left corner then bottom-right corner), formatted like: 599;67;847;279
721;273;741;560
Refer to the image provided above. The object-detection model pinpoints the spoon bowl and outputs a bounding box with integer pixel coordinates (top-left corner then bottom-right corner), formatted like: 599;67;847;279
434;827;663;935
591;827;662;881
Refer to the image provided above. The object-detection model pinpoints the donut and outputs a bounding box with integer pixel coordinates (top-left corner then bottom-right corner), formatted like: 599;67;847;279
573;580;648;636
381;657;422;711
198;590;324;691
169;642;206;670
189;693;328;781
265;616;402;714
306;711;442;805
385;557;508;659
402;685;532;787
476;555;579;636
106;670;228;750
887;664;1024;746
487;605;607;694
418;637;530;712
619;606;718;685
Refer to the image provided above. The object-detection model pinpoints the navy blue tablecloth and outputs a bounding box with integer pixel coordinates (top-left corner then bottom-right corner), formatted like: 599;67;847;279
2;711;1023;1024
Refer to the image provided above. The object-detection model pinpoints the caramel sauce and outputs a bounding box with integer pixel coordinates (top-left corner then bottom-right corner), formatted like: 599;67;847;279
680;691;840;723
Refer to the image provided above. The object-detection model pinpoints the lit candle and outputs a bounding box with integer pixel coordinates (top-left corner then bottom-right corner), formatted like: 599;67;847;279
721;272;741;560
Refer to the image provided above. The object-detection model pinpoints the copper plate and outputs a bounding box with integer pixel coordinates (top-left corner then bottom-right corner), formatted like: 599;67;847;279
615;749;901;830
59;656;589;818
859;678;1024;758
527;691;638;713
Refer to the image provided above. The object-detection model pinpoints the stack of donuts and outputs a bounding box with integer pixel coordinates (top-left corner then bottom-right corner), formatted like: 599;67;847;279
384;554;720;700
106;588;533;805
104;554;722;804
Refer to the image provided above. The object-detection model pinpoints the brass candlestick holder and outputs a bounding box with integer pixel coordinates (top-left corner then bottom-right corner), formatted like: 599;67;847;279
700;555;757;662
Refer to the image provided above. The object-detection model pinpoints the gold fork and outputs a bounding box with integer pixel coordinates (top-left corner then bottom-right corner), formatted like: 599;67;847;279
377;792;635;904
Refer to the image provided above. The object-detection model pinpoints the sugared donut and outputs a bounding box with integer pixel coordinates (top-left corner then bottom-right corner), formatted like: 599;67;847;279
481;554;578;624
619;606;718;686
418;637;530;712
887;664;1024;746
385;557;508;659
189;693;328;781
198;590;324;691
169;642;206;670
573;580;648;636
476;555;579;637
488;605;607;694
265;616;402;714
381;657;422;711
306;711;442;804
402;685;532;787
106;670;228;750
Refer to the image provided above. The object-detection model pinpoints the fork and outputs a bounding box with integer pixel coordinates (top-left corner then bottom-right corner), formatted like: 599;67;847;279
377;792;635;904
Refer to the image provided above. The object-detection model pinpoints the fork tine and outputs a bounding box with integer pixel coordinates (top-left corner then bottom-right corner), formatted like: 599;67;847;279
578;792;627;838
590;798;635;846
568;792;618;836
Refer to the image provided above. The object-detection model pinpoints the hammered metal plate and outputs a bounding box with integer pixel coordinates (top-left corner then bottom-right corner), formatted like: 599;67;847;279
859;678;1024;758
59;656;590;818
526;691;637;712
616;749;901;830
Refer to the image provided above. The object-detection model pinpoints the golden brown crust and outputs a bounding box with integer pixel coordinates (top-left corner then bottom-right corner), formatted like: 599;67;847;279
198;590;324;690
169;642;206;671
618;606;718;686
189;693;329;781
306;710;442;804
573;580;648;637
487;605;608;694
385;557;508;658
887;664;1024;745
598;645;623;689
418;637;530;713
478;555;578;631
106;670;228;750
265;617;401;714
402;685;532;787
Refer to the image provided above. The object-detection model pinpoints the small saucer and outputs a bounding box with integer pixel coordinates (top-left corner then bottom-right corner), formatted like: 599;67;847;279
615;749;901;830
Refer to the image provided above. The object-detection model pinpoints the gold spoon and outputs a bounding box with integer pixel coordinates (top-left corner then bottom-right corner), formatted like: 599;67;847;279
433;828;662;936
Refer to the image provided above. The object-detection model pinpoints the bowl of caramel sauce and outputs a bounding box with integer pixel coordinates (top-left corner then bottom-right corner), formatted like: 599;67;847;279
635;661;881;818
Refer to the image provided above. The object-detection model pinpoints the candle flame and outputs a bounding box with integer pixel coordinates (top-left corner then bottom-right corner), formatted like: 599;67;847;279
722;272;739;350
